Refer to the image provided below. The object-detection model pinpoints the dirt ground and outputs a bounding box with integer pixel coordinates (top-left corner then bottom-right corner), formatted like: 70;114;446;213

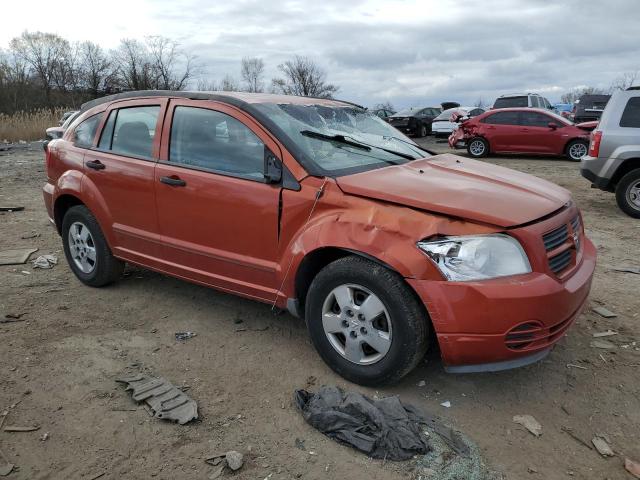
1;138;639;480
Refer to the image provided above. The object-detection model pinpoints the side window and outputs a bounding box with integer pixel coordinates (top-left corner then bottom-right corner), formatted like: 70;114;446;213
620;97;640;128
520;112;552;127
482;111;520;125
107;106;161;159
169;106;265;179
530;96;540;108
73;114;102;148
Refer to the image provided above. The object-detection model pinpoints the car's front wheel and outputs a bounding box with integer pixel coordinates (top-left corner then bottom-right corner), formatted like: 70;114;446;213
566;139;589;162
305;256;429;386
62;205;124;286
467;137;489;158
615;169;640;218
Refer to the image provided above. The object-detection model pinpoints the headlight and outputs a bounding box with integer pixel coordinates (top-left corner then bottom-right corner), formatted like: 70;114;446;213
417;234;531;281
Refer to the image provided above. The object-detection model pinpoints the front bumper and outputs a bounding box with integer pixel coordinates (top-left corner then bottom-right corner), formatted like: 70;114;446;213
407;237;596;371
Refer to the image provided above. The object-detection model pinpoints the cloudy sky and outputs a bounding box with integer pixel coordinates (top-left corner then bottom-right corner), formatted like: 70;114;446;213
2;0;638;108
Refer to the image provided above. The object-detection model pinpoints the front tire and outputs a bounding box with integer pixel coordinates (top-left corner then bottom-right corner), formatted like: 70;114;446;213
467;137;489;158
305;256;429;386
615;169;640;218
418;124;428;138
61;205;124;286
566;139;589;162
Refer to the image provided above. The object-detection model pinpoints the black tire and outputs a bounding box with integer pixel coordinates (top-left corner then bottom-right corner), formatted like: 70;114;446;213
418;123;428;138
615;169;640;218
565;139;589;162
305;256;429;386
61;205;124;286
467;137;489;158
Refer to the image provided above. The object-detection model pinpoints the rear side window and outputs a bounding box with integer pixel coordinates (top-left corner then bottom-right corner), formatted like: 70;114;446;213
520;111;552;127
100;106;160;159
169;106;265;179
620;97;640;128
482;111;520;125
531;96;540;108
493;97;528;108
73;114;102;148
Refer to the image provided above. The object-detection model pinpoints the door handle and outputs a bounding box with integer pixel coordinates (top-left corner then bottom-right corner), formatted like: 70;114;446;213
86;159;105;170
520;128;530;132
160;175;186;187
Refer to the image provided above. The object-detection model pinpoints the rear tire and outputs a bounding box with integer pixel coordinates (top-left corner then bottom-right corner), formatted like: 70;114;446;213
418;124;428;138
566;139;588;162
615;169;640;218
305;256;429;386
61;205;124;287
467;137;489;158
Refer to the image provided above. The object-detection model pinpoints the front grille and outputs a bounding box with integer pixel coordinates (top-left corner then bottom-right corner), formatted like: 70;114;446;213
541;215;582;276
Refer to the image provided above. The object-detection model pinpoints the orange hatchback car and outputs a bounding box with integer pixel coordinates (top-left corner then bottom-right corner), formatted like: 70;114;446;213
43;91;596;385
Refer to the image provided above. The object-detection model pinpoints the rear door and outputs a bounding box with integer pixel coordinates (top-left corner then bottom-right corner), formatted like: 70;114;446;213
479;111;520;151
155;100;282;301
83;99;167;263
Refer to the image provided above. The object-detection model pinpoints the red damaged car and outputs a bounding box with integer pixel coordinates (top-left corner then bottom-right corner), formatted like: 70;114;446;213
43;91;596;386
449;108;597;161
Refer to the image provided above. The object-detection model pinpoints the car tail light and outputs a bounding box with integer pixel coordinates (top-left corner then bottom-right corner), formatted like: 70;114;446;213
588;130;602;157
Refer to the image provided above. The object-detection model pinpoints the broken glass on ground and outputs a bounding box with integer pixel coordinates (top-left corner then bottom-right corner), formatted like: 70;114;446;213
116;375;198;425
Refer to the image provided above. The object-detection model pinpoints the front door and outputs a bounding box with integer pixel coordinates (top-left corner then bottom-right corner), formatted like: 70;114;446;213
155;100;282;301
83;99;167;263
481;111;521;152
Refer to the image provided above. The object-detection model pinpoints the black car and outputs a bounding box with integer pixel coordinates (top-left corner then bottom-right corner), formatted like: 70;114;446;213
371;108;395;122
573;94;611;123
388;106;442;137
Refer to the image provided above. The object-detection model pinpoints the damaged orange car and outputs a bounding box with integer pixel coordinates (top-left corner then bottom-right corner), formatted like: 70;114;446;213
42;91;596;386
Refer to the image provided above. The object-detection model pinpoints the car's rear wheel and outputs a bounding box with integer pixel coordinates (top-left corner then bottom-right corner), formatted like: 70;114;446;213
467;137;489;158
566;139;589;162
62;205;124;286
305;256;429;386
615;169;640;219
418;124;428;137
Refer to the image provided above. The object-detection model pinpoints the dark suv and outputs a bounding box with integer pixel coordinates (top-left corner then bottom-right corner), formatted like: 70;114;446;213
388;107;442;137
573;94;611;123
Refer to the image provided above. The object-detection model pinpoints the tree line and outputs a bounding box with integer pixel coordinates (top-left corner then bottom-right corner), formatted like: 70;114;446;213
0;31;339;114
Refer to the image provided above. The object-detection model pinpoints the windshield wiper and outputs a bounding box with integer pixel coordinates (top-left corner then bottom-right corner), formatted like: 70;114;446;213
300;130;371;151
342;135;419;161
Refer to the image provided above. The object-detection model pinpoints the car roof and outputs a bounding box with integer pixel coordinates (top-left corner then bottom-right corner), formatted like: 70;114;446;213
498;93;541;98
79;90;361;114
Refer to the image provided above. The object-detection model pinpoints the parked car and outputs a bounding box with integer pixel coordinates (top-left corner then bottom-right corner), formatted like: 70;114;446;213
59;110;78;126
371;108;395;122
43;90;596;385
449;108;595;161
493;93;553;110
388;106;442;137
553;103;573;119
46;111;80;140
572;94;611;123
432;107;485;138
581;87;640;218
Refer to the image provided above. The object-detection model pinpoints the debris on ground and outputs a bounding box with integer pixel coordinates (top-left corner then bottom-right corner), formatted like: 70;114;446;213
0;448;14;477
513;415;542;437
591;436;614;457
592;306;617;318
205;450;244;475
590;340;616;350
561;426;593;450
1;313;27;324
175;331;197;341
612;266;640;274
593;330;618;337
3;425;40;432
40;432;49;441
116;374;198;424
0;248;38;266
294;438;305;450
32;254;58;269
417;380;426;387
0;206;24;212
440;401;452;408
20;232;40;239
625;458;640;478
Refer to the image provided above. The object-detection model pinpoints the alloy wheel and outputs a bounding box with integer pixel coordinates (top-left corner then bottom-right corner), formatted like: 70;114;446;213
67;221;97;273
469;139;486;156
321;284;392;365
569;142;588;160
628;180;640;209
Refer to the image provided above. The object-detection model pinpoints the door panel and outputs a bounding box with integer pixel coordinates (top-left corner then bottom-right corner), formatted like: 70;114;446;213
517;111;560;153
480;111;520;151
82;99;167;262
155;100;283;301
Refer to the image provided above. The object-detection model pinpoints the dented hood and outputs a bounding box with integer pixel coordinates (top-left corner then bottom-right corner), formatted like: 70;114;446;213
336;154;571;228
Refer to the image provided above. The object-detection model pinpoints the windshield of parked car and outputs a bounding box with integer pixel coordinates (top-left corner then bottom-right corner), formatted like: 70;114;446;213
545;110;574;125
493;96;528;108
392;108;421;117
62;111;80;129
253;103;428;175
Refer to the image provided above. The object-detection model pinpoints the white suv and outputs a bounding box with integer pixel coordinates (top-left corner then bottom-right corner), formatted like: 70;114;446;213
493;93;553;110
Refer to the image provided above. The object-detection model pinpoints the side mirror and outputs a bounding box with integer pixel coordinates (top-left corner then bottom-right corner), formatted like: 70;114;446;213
548;122;558;130
264;147;282;184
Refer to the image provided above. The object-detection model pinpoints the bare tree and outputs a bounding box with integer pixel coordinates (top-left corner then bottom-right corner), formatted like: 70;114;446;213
271;55;338;98
196;78;219;91
9;31;70;107
474;97;487;108
219;74;239;91
241;57;265;93
610;71;639;91
146;36;195;90
560;87;606;104
110;38;153;90
78;41;111;98
373;101;395;112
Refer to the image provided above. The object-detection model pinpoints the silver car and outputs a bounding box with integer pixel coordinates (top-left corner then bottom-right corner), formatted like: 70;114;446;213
581;87;640;218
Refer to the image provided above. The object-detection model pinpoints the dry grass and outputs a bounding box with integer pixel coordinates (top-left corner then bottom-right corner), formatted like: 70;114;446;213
0;108;69;143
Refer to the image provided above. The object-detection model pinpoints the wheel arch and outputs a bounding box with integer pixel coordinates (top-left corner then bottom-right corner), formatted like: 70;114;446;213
563;137;589;155
611;158;640;188
53;194;85;234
